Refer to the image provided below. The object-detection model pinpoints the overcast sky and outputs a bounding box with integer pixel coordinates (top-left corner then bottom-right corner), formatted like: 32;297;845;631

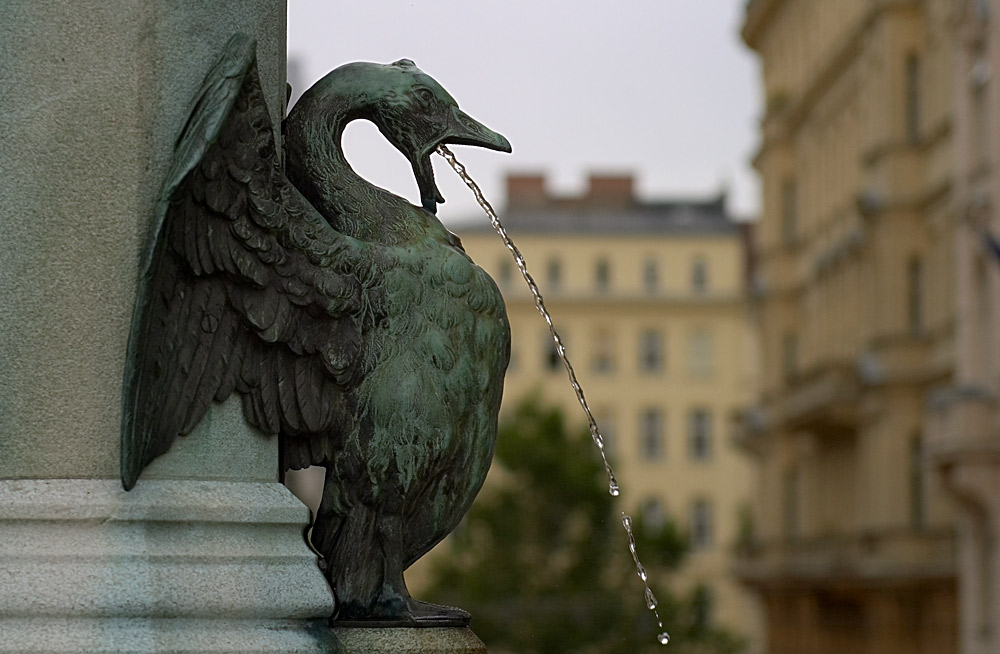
287;1;761;226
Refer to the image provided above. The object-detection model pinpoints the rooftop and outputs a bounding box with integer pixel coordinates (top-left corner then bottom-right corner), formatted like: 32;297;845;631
461;172;741;236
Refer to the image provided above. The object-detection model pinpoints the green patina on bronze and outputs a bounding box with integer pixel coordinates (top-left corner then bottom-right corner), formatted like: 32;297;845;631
121;34;511;626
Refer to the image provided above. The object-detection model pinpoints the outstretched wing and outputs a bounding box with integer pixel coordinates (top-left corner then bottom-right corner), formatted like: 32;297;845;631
121;34;380;489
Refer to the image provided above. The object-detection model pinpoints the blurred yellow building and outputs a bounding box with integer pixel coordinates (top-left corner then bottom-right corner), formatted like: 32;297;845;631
454;173;763;648
740;1;1000;653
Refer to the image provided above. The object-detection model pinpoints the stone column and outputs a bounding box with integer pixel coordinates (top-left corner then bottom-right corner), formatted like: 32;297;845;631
0;0;290;483
0;2;338;651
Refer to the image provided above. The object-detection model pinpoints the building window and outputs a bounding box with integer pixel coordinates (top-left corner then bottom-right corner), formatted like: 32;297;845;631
687;328;715;378
641;497;666;532
975;82;990;165
688;408;712;461
972;54;990;166
595;258;611;292
907;256;923;335
544;331;565;372
591;327;615;374
783;467;799;538
726;408;742;446
910;432;925;530
639;408;664;460
782;332;798;383
905;53;921;143
690;498;713;550
781;177;797;246
497;258;513;287
691;256;708;294
643;258;658;293
638;329;664;373
690;586;713;629
547;258;562;291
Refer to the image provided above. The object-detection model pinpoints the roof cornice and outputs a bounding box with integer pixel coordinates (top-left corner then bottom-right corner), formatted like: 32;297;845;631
742;0;788;50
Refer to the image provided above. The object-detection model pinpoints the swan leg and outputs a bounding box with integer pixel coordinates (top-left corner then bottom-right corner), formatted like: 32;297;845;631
327;510;470;626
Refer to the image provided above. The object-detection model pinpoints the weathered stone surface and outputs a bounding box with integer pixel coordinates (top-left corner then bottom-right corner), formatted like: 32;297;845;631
332;627;486;654
0;619;341;654
0;479;338;652
0;0;285;481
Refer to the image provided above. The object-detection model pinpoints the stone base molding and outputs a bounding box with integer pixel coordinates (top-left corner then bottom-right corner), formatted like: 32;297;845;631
0;479;339;653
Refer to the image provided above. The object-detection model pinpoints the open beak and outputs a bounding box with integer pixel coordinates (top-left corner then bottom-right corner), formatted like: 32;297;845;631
414;107;511;213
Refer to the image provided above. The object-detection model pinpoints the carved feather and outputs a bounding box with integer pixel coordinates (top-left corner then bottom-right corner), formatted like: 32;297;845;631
121;35;376;489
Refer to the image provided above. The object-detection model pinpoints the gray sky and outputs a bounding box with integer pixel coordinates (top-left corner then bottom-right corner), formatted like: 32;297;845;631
288;1;761;226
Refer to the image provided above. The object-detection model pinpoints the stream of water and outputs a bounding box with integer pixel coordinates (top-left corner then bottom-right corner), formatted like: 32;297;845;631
438;145;670;646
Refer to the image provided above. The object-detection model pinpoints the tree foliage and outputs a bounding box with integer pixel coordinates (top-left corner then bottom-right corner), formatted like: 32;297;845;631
423;398;746;654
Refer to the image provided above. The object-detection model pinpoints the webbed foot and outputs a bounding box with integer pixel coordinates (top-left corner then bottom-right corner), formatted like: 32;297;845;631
329;598;470;628
406;599;471;626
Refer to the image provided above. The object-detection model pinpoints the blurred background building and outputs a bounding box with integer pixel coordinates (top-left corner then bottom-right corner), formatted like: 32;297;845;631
453;172;763;648
738;1;1000;653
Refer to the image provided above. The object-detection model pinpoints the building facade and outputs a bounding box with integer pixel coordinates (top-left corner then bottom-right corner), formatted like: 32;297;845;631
934;2;1000;653
741;1;1000;653
455;173;763;648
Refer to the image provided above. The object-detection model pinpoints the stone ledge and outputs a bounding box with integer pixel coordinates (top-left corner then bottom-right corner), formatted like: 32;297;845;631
0;478;310;524
332;627;486;654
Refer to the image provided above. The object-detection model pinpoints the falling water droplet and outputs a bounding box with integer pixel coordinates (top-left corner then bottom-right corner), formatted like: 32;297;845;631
609;480;620;496
645;587;658;610
658;632;671;645
637;564;648;582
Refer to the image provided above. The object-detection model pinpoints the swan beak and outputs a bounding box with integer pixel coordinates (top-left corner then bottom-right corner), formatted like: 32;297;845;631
416;108;511;214
444;107;512;154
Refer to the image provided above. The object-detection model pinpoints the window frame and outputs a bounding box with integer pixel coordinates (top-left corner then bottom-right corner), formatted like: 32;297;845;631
688;407;712;461
638;328;665;374
639;408;665;461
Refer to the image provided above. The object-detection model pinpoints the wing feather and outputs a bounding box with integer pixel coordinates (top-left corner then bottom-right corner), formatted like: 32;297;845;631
295;356;325;434
240;386;263;431
216;323;247;402
258;352;283;434
121;34;380;489
180;292;237;434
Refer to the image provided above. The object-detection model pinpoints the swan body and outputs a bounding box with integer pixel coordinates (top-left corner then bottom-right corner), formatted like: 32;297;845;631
121;34;511;624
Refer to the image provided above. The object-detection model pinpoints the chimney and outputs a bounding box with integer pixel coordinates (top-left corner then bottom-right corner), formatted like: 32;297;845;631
506;173;548;208
586;173;634;206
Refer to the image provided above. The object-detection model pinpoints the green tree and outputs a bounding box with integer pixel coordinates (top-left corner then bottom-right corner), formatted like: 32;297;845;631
424;398;746;654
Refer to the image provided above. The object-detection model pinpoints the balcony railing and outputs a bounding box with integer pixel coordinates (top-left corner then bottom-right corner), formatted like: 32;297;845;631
734;527;955;587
